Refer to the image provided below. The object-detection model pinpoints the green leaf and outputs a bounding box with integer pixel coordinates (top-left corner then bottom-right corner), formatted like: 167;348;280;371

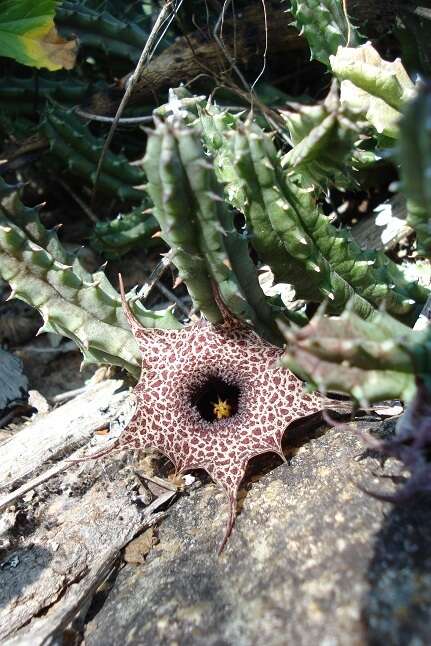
0;0;77;70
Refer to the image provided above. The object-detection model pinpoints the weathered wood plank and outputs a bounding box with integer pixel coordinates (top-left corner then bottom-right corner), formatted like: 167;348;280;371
0;376;181;645
351;194;411;251
0;380;127;490
0;466;167;641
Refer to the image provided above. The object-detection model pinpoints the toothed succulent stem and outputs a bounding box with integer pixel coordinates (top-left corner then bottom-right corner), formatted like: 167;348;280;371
156;91;429;323
56;1;161;63
280;81;373;190
143;117;278;340
289;0;362;66
280;305;430;405
231;121;427;323
0;74;94;116
40;106;145;202
90;203;160;259
0;181;180;377
330;42;416;138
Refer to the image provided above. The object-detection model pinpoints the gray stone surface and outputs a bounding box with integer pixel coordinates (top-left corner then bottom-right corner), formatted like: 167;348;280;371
84;422;431;646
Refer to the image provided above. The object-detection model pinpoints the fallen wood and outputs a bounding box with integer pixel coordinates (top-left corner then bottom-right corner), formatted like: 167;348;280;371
0;446;87;513
3;496;176;646
0;470;170;642
88;2;305;113
351;194;412;251
0;375;183;644
0;379;127;490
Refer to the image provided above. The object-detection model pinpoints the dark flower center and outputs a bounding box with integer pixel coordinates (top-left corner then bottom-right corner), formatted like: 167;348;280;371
191;376;240;423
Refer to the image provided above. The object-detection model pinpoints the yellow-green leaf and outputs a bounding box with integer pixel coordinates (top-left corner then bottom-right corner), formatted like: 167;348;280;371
0;0;77;71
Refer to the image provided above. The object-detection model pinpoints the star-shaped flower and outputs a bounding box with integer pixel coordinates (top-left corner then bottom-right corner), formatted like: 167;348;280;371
95;277;326;551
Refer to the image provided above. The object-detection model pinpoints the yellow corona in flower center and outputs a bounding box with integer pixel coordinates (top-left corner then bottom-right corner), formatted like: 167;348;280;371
212;397;232;420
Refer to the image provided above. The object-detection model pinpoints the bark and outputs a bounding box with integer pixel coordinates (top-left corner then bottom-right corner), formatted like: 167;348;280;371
0;379;178;644
0;379;126;490
88;2;305;113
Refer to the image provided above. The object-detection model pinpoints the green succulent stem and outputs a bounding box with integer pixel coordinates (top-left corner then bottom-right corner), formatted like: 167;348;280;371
280;305;430;405
40;106;145;202
143;117;278;340
0;180;180;378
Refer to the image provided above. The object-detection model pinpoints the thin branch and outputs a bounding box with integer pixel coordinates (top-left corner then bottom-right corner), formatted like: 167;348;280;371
213;0;251;95
92;0;183;205
251;0;268;91
342;0;352;46
75;108;154;125
57;178;99;223
154;280;192;318
134;249;175;301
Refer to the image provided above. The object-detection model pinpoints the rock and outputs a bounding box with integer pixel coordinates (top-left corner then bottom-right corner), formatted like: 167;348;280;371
84;421;431;646
123;528;158;565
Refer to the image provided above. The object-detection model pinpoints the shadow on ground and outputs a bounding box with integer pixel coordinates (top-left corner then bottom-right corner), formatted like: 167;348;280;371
362;494;431;645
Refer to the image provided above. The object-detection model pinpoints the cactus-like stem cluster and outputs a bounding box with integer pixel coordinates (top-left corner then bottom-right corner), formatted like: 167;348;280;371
399;84;431;258
280;305;430;405
0;180;180;377
289;0;362;66
166;92;426;325
230;120;426;323
142;117;277;341
40;106;145;202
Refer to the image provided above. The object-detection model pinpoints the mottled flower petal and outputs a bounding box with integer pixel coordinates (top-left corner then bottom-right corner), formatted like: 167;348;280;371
107;276;326;551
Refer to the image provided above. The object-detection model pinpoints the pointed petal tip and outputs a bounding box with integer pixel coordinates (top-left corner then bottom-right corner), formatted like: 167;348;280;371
218;495;237;556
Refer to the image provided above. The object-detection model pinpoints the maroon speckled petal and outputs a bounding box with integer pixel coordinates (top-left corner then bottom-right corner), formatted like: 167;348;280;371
115;276;325;551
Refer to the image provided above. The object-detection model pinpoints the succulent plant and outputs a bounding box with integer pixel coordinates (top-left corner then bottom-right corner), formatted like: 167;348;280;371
280;304;430;406
280;81;373;189
330;41;416;139
56;1;166;64
230;119;426;323
90;203;160;259
0;180;180;378
289;0;362;66
0;74;95;116
40;105;145;202
0;0;430;556
398;83;431;258
157;90;424;325
142;115;278;341
86;275;330;551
